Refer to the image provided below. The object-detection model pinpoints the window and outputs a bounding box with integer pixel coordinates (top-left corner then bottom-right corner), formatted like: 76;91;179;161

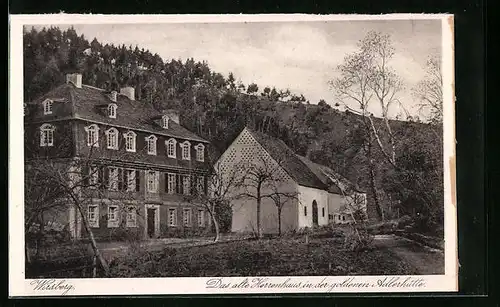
168;208;177;226
322;207;325;217
108;167;119;191
105;128;118;150
166;138;177;158
304;206;307;216
196;176;205;195
85;124;99;147
125;169;136;192
126;206;137;227
195;144;205;162
147;171;159;193
88;205;99;227
198;210;205;227
43;99;53;115
40;124;55;147
107;205;119;228
342;215;346;221
183;209;192;226
124;131;136;152
107;103;117;118
166;173;176;194
89;166;99;187
161;115;169;129
146;135;157;155
181;141;191;160
182;175;191;195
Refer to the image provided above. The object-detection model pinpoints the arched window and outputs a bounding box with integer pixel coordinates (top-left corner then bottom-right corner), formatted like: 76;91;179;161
166;138;177;158
84;124;99;147
195;143;205;162
105;128;118;150
180;141;191;160
161;115;169;129
42;99;53;115
107;103;117;118
40;124;55;147
124;131;136;152
146;135;157;155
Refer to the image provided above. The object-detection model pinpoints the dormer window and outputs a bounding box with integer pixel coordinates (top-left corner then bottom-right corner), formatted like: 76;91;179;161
161;115;169;129
180;141;191;160
146;135;157;155
195;144;205;162
124;131;136;152
40;124;55;147
84;124;99;147
166;138;177;158
107;104;117;118
43;99;53;115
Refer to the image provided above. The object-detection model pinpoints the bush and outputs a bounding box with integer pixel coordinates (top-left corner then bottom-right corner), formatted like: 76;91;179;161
341;226;374;252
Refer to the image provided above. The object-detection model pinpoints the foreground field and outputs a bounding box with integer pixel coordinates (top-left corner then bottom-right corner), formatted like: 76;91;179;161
109;236;422;277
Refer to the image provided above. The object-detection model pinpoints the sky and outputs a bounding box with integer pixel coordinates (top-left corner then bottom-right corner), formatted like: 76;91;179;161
33;19;442;118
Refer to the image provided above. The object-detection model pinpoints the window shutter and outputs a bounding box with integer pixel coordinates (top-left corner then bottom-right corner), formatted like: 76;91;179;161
104;167;110;189
98;166;104;189
135;170;140;192
176;174;182;194
118;168;123;191
82;166;89;186
165;173;168;192
204;175;208;195
123;170;129;191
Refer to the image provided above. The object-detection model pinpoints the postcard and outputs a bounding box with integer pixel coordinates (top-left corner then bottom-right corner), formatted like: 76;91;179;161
9;13;457;296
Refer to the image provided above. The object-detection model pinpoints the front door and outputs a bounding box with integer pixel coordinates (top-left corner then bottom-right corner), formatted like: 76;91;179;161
312;200;319;226
147;208;156;238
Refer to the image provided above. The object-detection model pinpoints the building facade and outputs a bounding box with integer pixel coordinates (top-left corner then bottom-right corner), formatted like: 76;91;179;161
216;127;367;234
24;73;211;240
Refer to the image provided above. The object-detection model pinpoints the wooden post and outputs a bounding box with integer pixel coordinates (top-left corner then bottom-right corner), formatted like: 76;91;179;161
92;255;97;278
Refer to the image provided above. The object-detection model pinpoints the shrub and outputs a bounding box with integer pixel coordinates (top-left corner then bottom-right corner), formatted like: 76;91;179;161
341;225;374;252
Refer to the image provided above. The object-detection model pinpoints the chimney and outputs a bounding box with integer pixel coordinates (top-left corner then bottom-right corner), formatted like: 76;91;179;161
120;87;135;101
164;109;180;125
66;73;82;88
110;91;117;102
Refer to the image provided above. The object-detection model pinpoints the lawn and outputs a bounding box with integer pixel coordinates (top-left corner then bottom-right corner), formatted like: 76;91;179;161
109;236;419;277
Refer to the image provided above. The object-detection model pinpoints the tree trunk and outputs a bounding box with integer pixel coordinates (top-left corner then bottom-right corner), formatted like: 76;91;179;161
208;206;220;243
256;187;263;239
368;142;383;221
277;207;282;236
75;204;110;276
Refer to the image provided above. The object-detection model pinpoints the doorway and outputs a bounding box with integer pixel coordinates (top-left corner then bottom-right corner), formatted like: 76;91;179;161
145;204;160;238
312;200;319;226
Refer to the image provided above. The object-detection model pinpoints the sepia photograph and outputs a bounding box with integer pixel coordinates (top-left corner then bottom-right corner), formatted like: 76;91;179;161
9;14;456;296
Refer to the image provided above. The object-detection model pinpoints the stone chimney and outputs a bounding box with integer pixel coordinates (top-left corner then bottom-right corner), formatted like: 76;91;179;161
120;87;135;101
66;73;82;88
110;91;117;102
164;109;180;125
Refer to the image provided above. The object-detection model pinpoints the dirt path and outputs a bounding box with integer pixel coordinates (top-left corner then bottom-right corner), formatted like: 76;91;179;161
373;234;445;275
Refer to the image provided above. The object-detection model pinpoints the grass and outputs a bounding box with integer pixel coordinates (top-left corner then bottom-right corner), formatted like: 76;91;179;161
109;236;418;277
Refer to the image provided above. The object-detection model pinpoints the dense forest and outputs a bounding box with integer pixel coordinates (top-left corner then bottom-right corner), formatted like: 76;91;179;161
23;26;444;233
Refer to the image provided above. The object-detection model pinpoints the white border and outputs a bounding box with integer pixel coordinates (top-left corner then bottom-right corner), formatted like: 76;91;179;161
9;14;457;297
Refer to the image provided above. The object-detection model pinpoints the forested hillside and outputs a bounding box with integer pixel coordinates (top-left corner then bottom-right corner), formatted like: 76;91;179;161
23;26;444;233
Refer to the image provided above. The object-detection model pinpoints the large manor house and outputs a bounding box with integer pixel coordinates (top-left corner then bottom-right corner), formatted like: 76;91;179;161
24;73;367;240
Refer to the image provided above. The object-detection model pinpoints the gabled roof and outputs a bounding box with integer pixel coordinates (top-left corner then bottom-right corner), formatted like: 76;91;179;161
245;128;327;190
244;127;362;194
30;83;208;143
296;155;363;194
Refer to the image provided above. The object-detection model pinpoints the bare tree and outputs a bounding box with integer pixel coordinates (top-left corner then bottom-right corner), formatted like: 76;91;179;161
268;181;299;236
186;158;246;243
25;135;146;276
413;54;443;125
236;154;296;239
329;31;405;220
